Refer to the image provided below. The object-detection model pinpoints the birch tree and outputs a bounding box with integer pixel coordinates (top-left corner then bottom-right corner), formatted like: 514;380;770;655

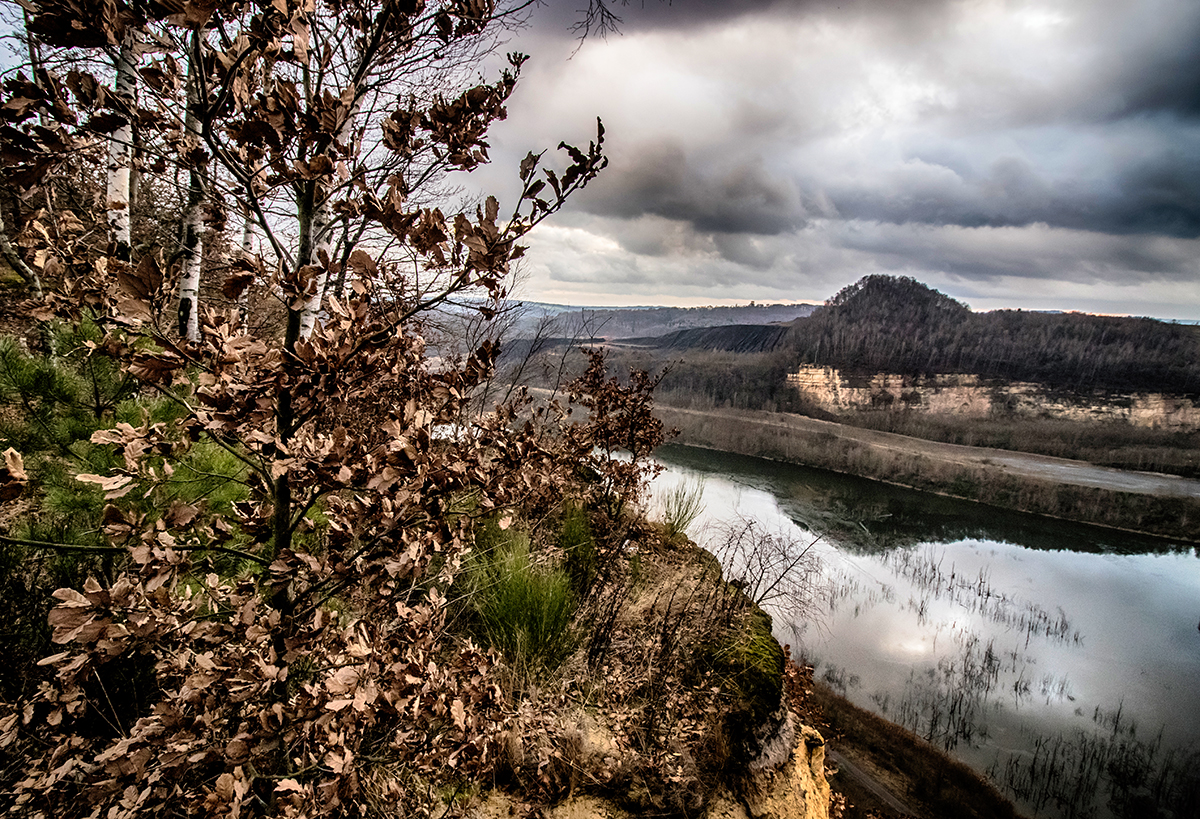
104;29;137;260
0;3;615;815
176;39;204;341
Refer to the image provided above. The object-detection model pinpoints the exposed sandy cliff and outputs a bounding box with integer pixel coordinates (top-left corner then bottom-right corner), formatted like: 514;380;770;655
788;366;1200;431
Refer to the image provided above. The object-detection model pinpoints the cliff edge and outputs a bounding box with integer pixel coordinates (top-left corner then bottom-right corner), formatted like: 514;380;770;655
468;517;832;819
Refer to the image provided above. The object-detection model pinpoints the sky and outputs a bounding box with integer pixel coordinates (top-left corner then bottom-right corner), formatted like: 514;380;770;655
465;0;1200;318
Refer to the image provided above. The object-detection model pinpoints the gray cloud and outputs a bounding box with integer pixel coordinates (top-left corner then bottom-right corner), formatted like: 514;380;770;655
820;124;1200;238
832;221;1200;284
533;0;962;39
1073;0;1200;121
472;0;1200;317
578;140;805;235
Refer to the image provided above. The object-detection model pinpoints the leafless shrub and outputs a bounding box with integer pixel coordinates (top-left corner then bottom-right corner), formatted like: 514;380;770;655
705;516;824;624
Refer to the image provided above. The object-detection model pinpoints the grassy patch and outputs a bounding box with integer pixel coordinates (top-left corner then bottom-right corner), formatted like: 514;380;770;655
558;503;597;596
656;476;706;541
464;520;575;687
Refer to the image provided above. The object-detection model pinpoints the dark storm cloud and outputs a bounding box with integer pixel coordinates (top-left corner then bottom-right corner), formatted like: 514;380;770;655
478;0;1200;315
577;140;805;235
831;219;1200;285
530;0;960;42
529;0;786;36
1074;0;1200;121
824;127;1200;238
1107;40;1200;120
517;0;1200;246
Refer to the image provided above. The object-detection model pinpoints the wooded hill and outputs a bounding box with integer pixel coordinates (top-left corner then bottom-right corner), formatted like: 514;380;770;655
784;276;1200;395
614;324;790;354
612;276;1200;396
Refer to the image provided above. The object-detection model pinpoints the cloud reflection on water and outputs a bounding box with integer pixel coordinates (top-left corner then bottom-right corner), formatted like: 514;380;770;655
651;443;1200;817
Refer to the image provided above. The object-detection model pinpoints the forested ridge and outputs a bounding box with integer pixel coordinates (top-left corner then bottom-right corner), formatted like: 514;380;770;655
596;276;1199;397
785;276;1200;395
618;323;789;354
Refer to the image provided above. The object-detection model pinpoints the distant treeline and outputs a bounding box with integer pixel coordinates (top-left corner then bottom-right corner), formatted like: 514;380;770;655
615;324;789;354
785;276;1200;395
540;302;815;340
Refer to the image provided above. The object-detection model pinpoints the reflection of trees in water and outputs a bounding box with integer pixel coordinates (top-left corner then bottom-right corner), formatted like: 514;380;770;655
988;705;1200;819
820;663;860;696
886;631;1009;751
871;626;1081;755
657;442;1193;556
884;545;1083;645
824;567;896;619
820;541;1088;758
798;487;1187;556
819;539;1200;818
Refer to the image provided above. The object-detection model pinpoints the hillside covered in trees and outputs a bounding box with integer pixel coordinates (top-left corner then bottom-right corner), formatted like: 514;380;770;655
787;276;1200;395
569;275;1200;479
601;276;1200;398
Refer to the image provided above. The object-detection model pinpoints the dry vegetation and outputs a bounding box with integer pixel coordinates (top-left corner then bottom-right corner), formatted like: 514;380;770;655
0;0;833;814
655;405;1200;542
849;411;1200;479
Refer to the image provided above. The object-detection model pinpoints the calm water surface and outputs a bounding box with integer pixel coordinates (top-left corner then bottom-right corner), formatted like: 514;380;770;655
650;444;1200;818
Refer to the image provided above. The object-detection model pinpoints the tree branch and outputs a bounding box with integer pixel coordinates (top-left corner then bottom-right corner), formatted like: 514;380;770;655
0;533;270;566
0;199;43;298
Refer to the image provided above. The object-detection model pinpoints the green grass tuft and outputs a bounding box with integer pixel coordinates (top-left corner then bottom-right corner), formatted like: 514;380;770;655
465;521;575;682
558;503;597;595
658;477;706;540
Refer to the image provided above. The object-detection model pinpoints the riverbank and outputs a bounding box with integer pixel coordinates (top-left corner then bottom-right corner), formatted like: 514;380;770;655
812;681;1026;819
655;404;1200;542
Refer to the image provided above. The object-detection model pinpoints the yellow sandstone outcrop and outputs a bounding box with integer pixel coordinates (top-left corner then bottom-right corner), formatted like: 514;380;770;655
476;721;831;819
708;723;831;819
788;365;1200;431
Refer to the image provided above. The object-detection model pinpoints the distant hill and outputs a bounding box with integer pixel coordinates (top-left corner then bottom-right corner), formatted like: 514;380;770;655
785;275;1200;395
505;277;1199;396
509;302;816;340
612;324;790;354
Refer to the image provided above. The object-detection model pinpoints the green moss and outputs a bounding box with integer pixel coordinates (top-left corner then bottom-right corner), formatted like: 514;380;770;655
720;608;784;716
693;547;723;579
703;603;785;756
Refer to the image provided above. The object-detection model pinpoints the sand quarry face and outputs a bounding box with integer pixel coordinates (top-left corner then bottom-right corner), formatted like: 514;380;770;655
788;365;1200;432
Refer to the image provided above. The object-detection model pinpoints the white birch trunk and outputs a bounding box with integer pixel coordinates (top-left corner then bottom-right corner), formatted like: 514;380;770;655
177;50;204;342
297;203;333;339
106;31;138;261
241;214;256;257
297;103;360;339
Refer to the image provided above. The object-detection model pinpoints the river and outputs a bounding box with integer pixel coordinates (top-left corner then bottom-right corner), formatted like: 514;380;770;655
650;443;1200;819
